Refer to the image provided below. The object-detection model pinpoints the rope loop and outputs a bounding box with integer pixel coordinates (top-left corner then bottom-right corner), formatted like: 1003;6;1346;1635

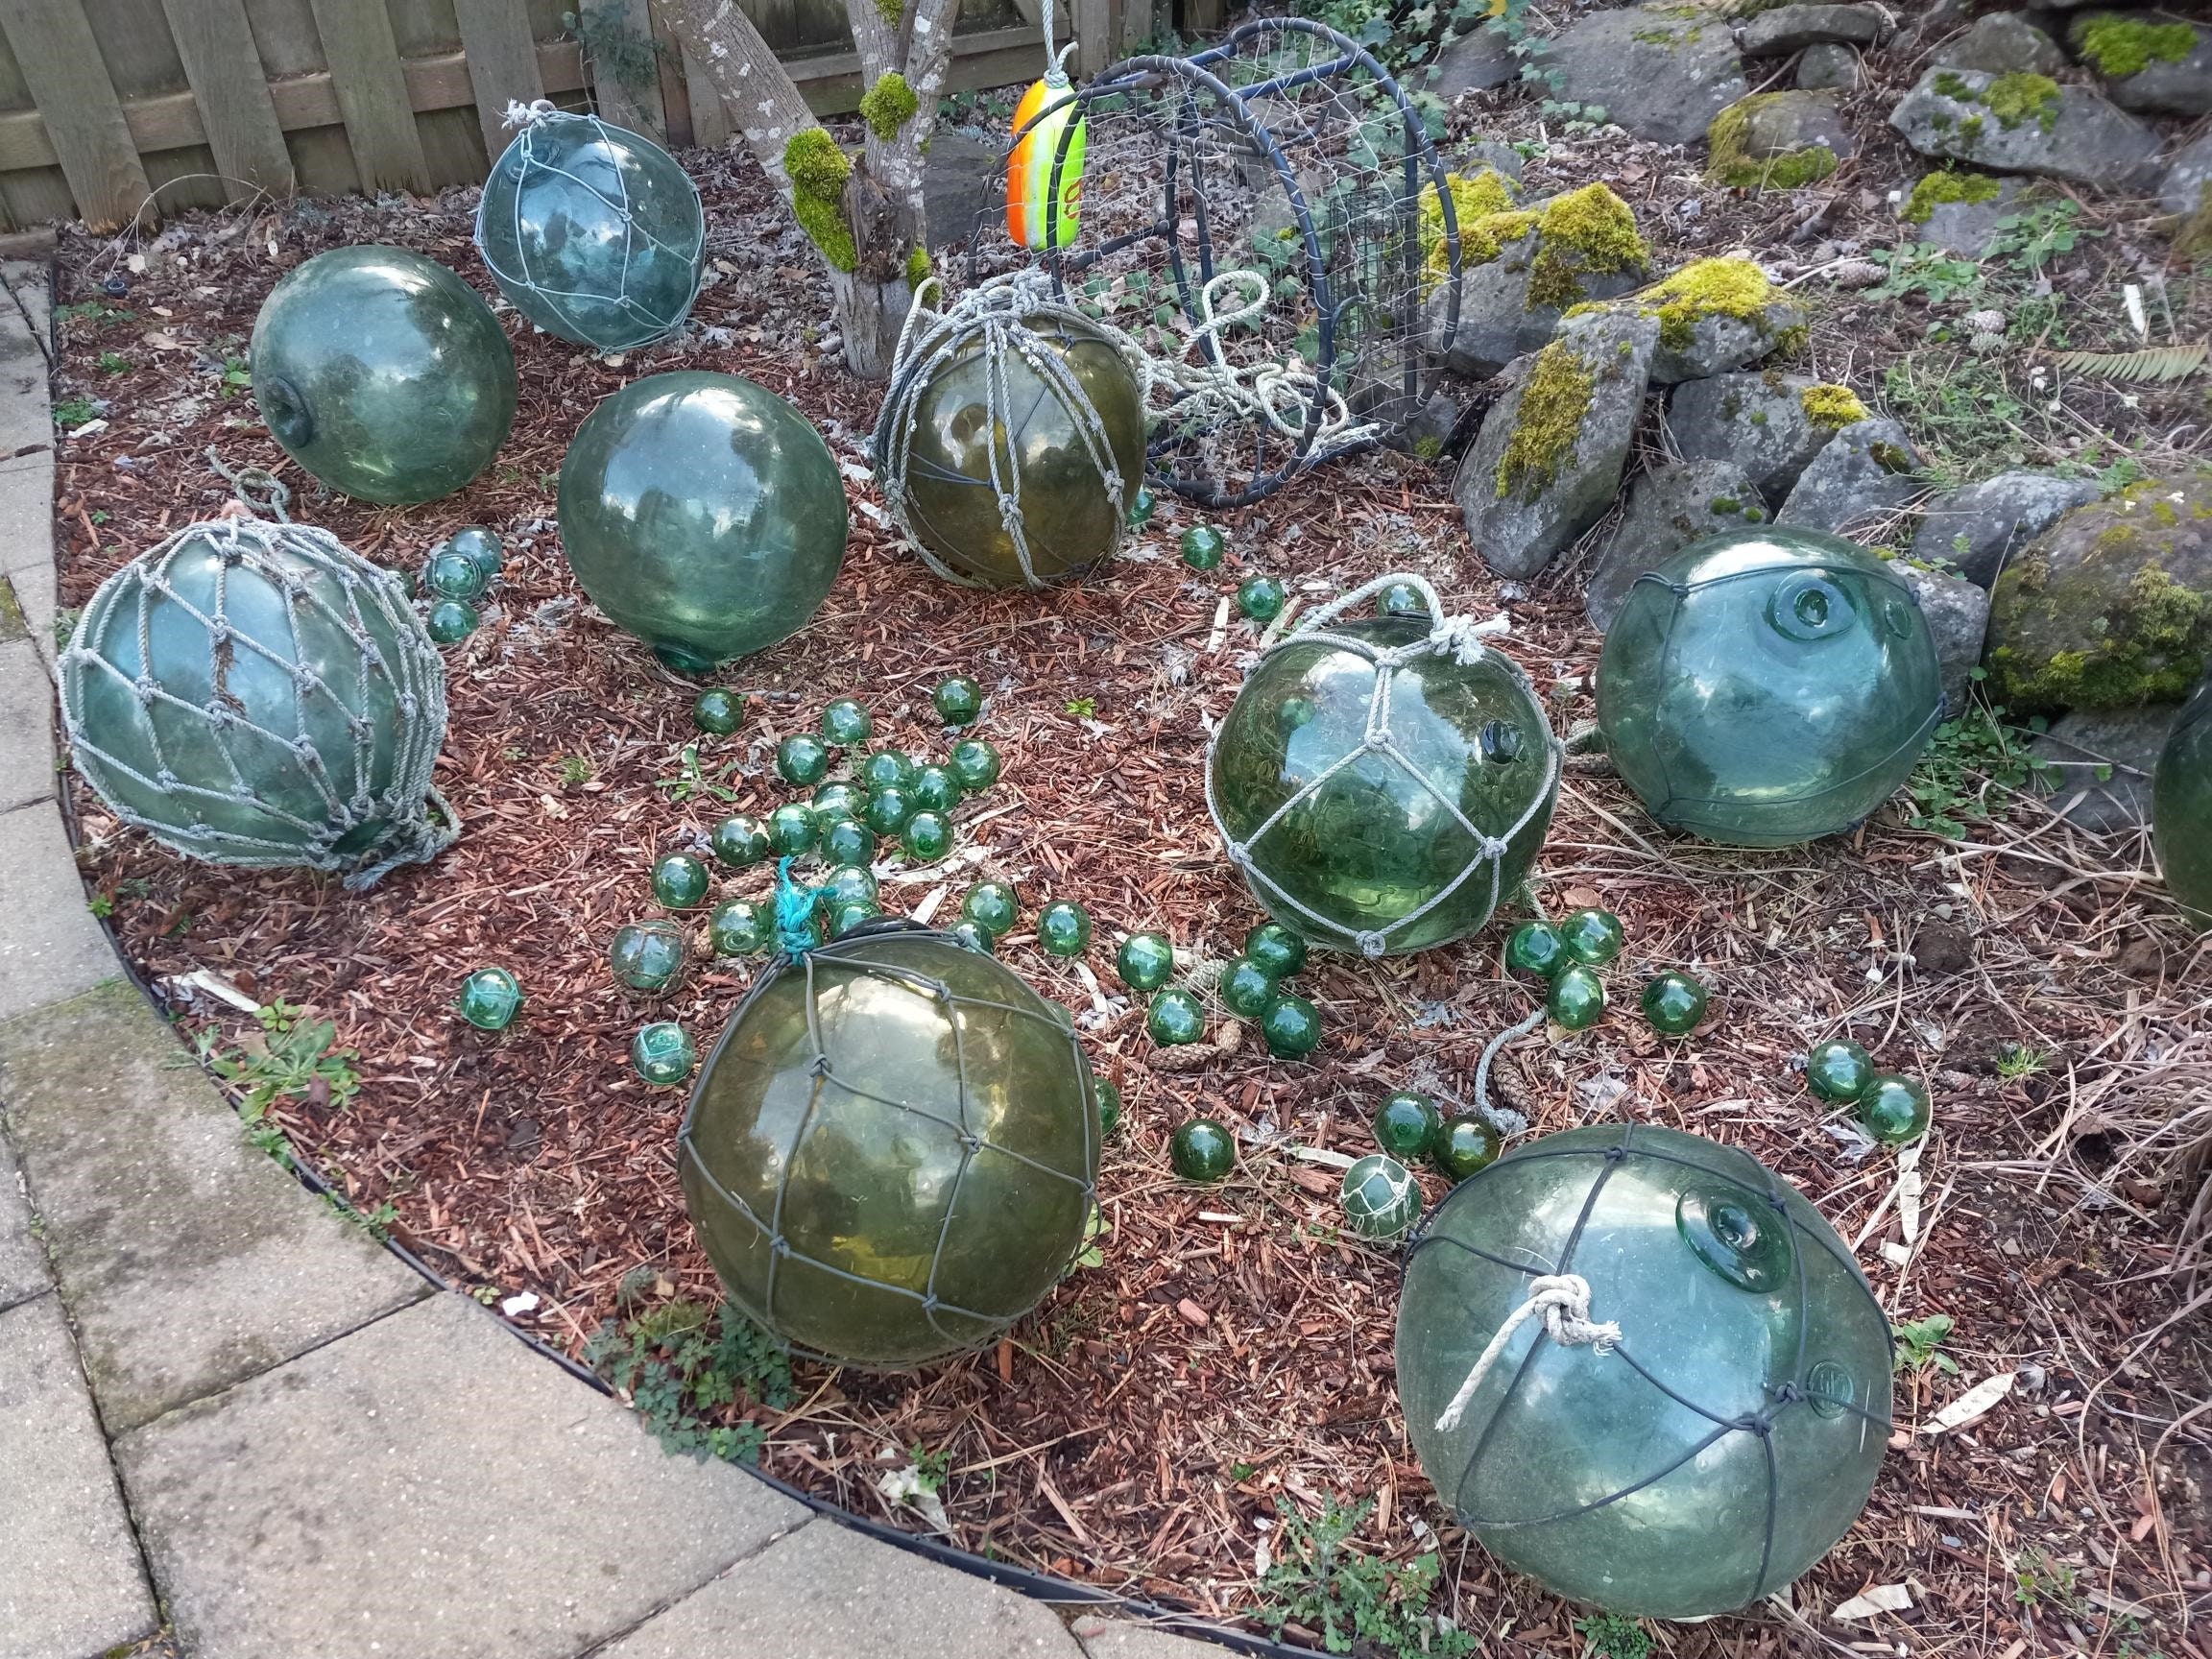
502;97;561;130
1433;1272;1622;1434
205;447;291;522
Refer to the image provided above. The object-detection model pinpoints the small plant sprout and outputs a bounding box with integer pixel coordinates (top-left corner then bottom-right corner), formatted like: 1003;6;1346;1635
1892;1311;1960;1376
1995;1044;2049;1082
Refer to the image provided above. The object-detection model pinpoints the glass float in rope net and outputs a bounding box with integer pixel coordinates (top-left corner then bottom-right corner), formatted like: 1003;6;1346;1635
475;107;706;352
2153;670;2212;929
59;511;455;886
1598;528;1944;847
1205;574;1559;956
680;921;1099;1367
1397;1123;1892;1619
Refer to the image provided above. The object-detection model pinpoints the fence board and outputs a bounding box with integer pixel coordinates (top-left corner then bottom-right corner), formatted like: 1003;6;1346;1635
453;0;544;159
0;0;152;229
304;0;433;191
680;42;730;150
1071;0;1108;77
160;0;298;200
577;0;665;141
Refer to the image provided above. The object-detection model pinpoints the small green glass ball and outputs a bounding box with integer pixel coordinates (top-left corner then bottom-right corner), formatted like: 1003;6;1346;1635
1559;908;1625;966
1342;1153;1421;1240
1238;574;1286;622
950;737;1002;792
631;1021;697;1087
863;785;914;836
651;851;711;909
1859;1074;1932;1145
819;865;878;908
1641;971;1710;1038
1375;1091;1443;1161
1128;486;1157;528
902;810;952;862
962;881;1019;937
709;898;772;956
910;765;963;814
820;816;876;867
1116;931;1175;992
812;781;867;820
946;918;998;955
1147;988;1206;1046
820;699;873;747
1180;525;1226;570
1096;1078;1123;1139
932;677;983;726
1218;955;1278;1020
426;599;479;644
1505;921;1568;979
1806;1038;1875;1104
692;687;744;735
1170;1118;1236;1181
457;967;522;1031
830;899;881;937
1378;581;1431;619
448;526;502;577
610;919;687;995
1261;994;1321;1059
710;814;770;868
1432;1114;1503;1181
1039;901;1094;956
767;803;818;856
859;750;916;792
777;734;830;787
1243;923;1308;980
1547;965;1606;1031
422;547;489;602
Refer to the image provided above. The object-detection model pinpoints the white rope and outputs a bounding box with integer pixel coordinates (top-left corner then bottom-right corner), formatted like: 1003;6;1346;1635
1432;1273;1622;1434
503;98;560;130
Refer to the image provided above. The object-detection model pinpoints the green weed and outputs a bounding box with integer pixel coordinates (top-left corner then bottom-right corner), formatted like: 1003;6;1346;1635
1905;698;2056;839
655;742;740;805
1870;243;1984;305
1892;1311;1960;1376
1064;696;1096;718
218;356;251;397
197;999;361;1165
2013;1547;2084;1613
1256;1496;1475;1659
584;1299;794;1465
558;754;595;786
1576;1613;1653;1659
1995;1044;2049;1082
97;351;131;374
1882;353;2029;485
54;397;98;428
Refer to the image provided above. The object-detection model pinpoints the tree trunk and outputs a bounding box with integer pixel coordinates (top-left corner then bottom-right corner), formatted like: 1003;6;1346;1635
833;160;926;376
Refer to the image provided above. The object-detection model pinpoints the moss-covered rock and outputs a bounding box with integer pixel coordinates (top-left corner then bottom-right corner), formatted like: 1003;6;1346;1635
1418;167;1520;289
1889;65;2160;191
1566;255;1805;383
1426;183;1651;378
1903;170;2000;223
1986;474;2212;711
1800;382;1868;432
1707;91;1853;190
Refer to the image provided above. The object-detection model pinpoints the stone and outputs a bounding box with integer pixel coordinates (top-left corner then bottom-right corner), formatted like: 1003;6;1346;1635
0;634;53;815
1589;461;1770;632
2161;132;2212;217
1936;12;2068;77
115;1291;807;1659
1431;24;1518;97
1457;309;1660;579
1448;138;1527;184
1986;474;2212;712
1899;564;1994;716
1575;257;1807;385
0;1293;158;1659
1709;90;1856;189
1777;417;1925;537
2069;14;2212;116
1901;171;2031;257
1074;1617;1240;1659
1796;41;1862;89
0;981;429;1432
1741;3;1889;55
0;1135;44;1311
1910;469;2102;589
0;804;123;1024
1888;67;2161;193
1911;919;1975;974
1665;373;1840;508
1424;188;1652;379
2027;705;2176;832
1538;5;1748;145
923;129;1002;250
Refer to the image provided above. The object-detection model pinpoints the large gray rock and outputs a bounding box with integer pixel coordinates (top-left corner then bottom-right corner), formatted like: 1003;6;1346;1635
1425;217;1647;379
1572;258;1806;385
1936;12;2068;76
1778;417;1926;536
1899;564;1993;715
1741;3;1890;55
1587;460;1768;631
2162;131;2212;217
1665;372;1841;507
2028;706;2179;832
1888;66;2162;192
1910;469;2102;589
2070;14;2212;117
1797;41;1863;89
923;129;1002;250
1903;172;2032;257
1431;24;1519;97
1456;310;1660;580
1710;89;1857;185
1539;6;1748;145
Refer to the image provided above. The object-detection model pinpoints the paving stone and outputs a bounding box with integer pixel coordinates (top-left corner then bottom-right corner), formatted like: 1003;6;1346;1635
0;802;116;1023
116;1291;808;1659
600;1518;1082;1659
0;635;56;812
0;1131;49;1312
1073;1615;1242;1659
0;447;55;581
0;980;429;1431
0;1293;159;1659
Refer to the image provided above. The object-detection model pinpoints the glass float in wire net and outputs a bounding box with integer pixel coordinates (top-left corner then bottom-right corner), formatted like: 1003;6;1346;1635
1396;1123;1893;1620
475;106;707;352
1205;573;1559;956
680;922;1100;1368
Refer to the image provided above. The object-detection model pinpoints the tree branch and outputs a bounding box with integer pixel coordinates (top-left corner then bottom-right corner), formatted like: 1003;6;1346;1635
668;0;819;188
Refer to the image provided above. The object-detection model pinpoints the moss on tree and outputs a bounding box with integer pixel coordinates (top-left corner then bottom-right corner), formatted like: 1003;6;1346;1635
858;72;920;141
783;129;856;274
1496;340;1597;503
1903;170;2001;225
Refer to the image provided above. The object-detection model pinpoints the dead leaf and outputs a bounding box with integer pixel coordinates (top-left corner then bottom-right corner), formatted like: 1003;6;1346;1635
1921;1371;2016;1436
1831;1583;1912;1622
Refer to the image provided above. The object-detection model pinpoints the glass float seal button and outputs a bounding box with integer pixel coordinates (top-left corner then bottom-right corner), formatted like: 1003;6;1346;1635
1676;1177;1793;1291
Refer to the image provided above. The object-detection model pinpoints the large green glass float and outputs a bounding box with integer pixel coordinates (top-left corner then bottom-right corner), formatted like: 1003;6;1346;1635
1205;574;1560;956
58;514;454;885
252;246;515;504
1397;1123;1891;1619
1598;529;1944;847
874;276;1146;589
475;108;706;352
2153;671;2212;928
559;372;849;672
681;922;1099;1366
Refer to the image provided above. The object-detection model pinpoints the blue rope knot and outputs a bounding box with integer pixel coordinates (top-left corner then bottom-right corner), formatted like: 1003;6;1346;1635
773;856;820;954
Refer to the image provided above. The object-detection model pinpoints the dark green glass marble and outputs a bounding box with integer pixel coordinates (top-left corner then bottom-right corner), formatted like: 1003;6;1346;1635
767;804;817;856
426;600;479;644
1598;529;1944;846
906;766;959;815
1170;1118;1236;1181
777;734;830;786
1858;1074;1931;1145
1642;972;1710;1037
1806;1039;1874;1104
1261;994;1321;1059
1243;923;1308;980
1547;965;1605;1030
860;750;916;792
820;699;872;747
558;372;848;672
1376;1091;1443;1161
1218;956;1278;1020
1147;988;1206;1046
1559;908;1624;966
1342;1154;1421;1239
422;548;488;602
610;919;687;994
1116;931;1175;992
458;968;523;1031
693;687;743;735
1210;617;1558;954
632;1021;697;1086
2153;673;2212;929
946;919;997;955
950;738;1002;792
1039;901;1093;956
681;929;1097;1365
902;811;952;862
1181;525;1226;570
1238;574;1286;622
252;246;515;505
863;786;914;836
933;677;983;726
710;899;773;956
1505;921;1567;979
652;850;710;908
962;881;1019;937
711;814;770;868
1378;581;1431;619
1432;1114;1502;1180
820;817;875;867
449;527;502;577
830;899;881;937
1096;1078;1123;1138
819;865;878;908
812;781;866;820
1397;1123;1892;1618
1128;486;1157;527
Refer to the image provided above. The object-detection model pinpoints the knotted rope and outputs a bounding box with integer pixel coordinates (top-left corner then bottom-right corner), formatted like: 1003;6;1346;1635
1432;1273;1622;1433
774;857;823;955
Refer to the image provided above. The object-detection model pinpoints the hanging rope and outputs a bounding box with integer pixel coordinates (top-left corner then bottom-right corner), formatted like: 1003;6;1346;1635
1432;1273;1622;1433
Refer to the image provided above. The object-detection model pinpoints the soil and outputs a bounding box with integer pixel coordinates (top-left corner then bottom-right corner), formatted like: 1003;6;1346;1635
39;5;2212;1655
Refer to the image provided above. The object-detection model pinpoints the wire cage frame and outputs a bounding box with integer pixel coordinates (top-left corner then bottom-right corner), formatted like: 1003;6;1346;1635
678;920;1102;1370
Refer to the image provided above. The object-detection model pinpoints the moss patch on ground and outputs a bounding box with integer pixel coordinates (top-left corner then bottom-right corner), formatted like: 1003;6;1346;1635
783;129;856;274
1904;170;2001;225
1496;339;1597;503
2073;13;2196;80
1707;96;1839;190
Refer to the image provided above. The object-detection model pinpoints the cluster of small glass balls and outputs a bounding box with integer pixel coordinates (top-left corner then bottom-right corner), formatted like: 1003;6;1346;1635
1805;1037;1933;1146
1504;908;1711;1039
418;527;503;644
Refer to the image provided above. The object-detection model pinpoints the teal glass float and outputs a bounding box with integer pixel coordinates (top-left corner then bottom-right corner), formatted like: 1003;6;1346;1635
860;750;917;792
712;814;770;868
1342;1154;1421;1240
962;881;1019;937
902;811;951;862
1128;486;1157;527
1170;1118;1236;1182
652;850;710;908
1376;1091;1443;1161
1859;1075;1931;1145
693;688;743;735
947;919;997;955
1505;921;1566;979
863;786;914;837
820;817;875;867
1432;1114;1502;1181
821;699;873;747
421;547;488;603
475;109;705;351
1218;956;1277;1020
1261;994;1321;1059
426;600;479;645
813;781;866;820
910;765;962;814
1641;972;1709;1037
457;968;523;1031
1181;526;1226;570
777;734;830;786
767;804;817;856
1559;908;1623;965
558;372;848;672
1116;931;1175;992
1378;582;1431;619
610;919;687;995
1238;574;1286;622
1038;901;1093;956
1207;577;1561;956
933;677;983;726
1548;966;1605;1030
1397;1123;1893;1618
830;900;881;936
252;246;515;505
950;738;1002;792
2153;673;2212;928
448;527;503;578
1244;923;1307;979
1147;989;1205;1046
633;1022;697;1086
1598;529;1944;846
1096;1078;1123;1138
59;516;453;885
820;865;878;908
1806;1039;1874;1104
680;925;1099;1365
710;899;773;956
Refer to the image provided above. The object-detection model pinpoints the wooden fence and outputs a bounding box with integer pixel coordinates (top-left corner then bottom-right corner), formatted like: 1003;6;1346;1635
0;0;1149;233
